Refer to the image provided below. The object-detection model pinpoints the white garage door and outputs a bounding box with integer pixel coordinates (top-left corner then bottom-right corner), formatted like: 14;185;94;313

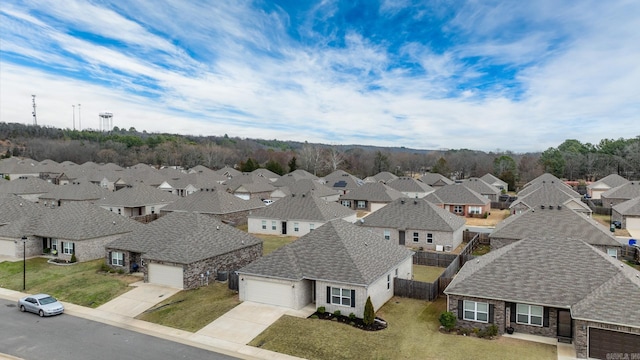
626;217;640;230
148;263;184;289
0;239;15;256
244;279;293;308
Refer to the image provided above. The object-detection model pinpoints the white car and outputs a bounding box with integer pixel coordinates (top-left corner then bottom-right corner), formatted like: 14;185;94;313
18;294;64;317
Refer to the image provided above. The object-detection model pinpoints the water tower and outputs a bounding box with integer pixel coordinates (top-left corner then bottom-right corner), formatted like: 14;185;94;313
99;111;113;132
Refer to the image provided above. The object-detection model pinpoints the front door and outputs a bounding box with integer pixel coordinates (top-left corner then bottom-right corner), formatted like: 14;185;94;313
282;221;287;235
399;231;405;245
557;309;572;340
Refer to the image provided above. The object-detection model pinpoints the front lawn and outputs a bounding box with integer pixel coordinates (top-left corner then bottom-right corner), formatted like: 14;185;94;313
136;282;239;332
249;297;556;360
0;258;139;307
412;264;444;282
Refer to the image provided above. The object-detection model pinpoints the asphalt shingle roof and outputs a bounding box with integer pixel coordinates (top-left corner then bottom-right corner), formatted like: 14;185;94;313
387;177;435;194
364;171;398;184
282;179;339;198
108;212;262;264
0;194;43;225
602;181;640;200
161;188;265;214
0;177;57;195
419;173;454;186
361;198;466;232
339;182;405;202
95;184;180;207
249;192;355;221
461;178;500;196
424;183;489;205
39;181;112;202
510;183;582;210
613;197;640;216
238;219;413;285
588;174;629;190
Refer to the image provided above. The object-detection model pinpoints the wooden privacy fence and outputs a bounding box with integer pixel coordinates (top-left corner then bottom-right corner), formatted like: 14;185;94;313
413;251;457;267
394;278;438;301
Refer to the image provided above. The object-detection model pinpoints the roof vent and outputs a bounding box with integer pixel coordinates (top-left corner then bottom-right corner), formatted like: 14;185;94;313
540;205;545;209
414;200;417;204
216;225;220;230
557;205;562;210
401;199;405;204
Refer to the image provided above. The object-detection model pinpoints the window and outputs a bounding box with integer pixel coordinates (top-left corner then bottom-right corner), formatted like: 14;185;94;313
426;233;433;243
387;274;391;290
453;205;464;214
111;252;124;266
330;287;352;306
310;223;315;231
357;201;366;209
395;268;398;277
62;242;74;255
413;232;419;243
607;248;618;258
463;300;488;323
261;220;266;230
294;222;299;232
341;200;351;207
271;221;276;230
117;208;121;215
109;208;113;212
51;239;58;252
150;206;155;214
516;304;543;326
384;230;390;240
469;206;482;215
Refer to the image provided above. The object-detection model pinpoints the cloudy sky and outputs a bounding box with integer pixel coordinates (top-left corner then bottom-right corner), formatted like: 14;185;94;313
1;1;639;152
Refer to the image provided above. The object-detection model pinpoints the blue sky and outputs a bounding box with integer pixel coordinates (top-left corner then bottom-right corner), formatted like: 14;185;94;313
1;1;639;152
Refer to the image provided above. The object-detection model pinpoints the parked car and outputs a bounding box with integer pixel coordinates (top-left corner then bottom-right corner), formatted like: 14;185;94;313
18;294;64;317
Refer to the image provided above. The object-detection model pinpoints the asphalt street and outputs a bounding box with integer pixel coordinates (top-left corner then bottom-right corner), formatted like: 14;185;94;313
0;299;238;360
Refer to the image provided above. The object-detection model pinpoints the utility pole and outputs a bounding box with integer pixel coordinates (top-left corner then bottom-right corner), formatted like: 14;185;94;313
78;103;81;130
72;105;76;130
31;95;37;125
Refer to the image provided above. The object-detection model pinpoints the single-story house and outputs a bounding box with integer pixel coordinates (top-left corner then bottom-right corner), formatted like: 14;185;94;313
270;179;340;202
387;177;435;198
321;170;363;195
363;171;398;184
419;173;454;188
510;183;591;216
338;182;405;213
444;235;640;359
460;178;501;202
38;180;112;207
587;174;628;200
518;174;579;198
237;219;414;318
106;212;262;289
95;184;180;218
612;197;640;232
480;173;508;192
0;177;57;202
359;197;466;251
601;182;640;208
424;183;491;217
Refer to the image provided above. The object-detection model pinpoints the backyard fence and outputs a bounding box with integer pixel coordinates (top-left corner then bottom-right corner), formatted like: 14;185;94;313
412;251;457;267
394;278;438;301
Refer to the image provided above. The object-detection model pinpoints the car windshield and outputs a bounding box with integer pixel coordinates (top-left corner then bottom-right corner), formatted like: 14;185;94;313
38;296;57;305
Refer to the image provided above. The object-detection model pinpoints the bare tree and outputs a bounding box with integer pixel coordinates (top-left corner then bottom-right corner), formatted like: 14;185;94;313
323;146;345;173
299;143;323;175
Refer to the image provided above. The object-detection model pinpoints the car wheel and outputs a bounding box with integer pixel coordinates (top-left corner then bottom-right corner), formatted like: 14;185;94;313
39;310;44;317
20;305;25;312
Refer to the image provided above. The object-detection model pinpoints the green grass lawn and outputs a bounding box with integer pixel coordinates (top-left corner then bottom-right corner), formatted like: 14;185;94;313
136;282;239;332
412;264;444;282
0;258;139;307
249;297;556;360
472;244;491;256
253;234;298;255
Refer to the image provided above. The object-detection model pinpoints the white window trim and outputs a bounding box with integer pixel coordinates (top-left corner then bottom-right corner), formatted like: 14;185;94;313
357;201;366;209
111;252;124;266
330;287;352;307
62;242;74;255
271;221;276;230
310;223;315;231
426;233;433;243
607;248;617;258
413;232;419;243
463;300;488;323
516;304;543;327
51;239;58;251
294;222;299;232
469;206;482;214
384;230;390;240
261;220;266;230
341;200;351;207
453;205;464;214
387;274;391;290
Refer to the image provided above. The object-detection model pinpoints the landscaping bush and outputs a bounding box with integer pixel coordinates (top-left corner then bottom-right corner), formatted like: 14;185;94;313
478;324;498;338
349;312;356;321
439;311;457;331
333;310;341;317
317;306;325;314
363;296;374;326
70;253;77;263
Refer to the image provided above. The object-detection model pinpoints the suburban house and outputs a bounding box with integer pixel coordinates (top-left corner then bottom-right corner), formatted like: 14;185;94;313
338;182;405;212
359;197;466;251
419;173;454;188
0;195;44;257
480;173;508;192
247;192;357;236
587;174;628;199
519;173;579;198
460;177;501;202
321;170;363;195
216;166;242;180
0;201;141;262
612;197;640;233
272;169;319;187
232;181;276;201
38;180;112;207
509;183;591;216
424;183;491;217
270;179;340;202
95;184;180;218
601;181;640;208
0;157;40;180
444;235;640;359
363;171;398;184
490;205;621;257
106;212;262;289
237;219;414;318
387;177;435;198
157;172;225;197
252;168;282;183
159;187;265;225
0;176;57;202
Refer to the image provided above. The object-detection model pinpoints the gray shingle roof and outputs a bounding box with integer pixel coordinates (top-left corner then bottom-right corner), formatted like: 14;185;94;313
491;206;620;247
238;219;413;285
95;184;180;207
510;183;581;210
339;182;405;202
419;173;454;186
602;181;640;201
39;181;112;202
361;198;466;232
161;188;265;214
425;183;490;205
445;236;640;328
272;170;319;187
613;197;640;216
0;194;43;225
387;177;435;194
588;174;629;190
322;170;363;191
249;192;355;221
461;178;501;196
282;179;339;198
0;177;57;195
364;171;398;184
479;173;507;187
108;212;262;264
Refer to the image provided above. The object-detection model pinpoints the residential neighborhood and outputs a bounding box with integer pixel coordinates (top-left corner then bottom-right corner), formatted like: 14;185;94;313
1;157;639;360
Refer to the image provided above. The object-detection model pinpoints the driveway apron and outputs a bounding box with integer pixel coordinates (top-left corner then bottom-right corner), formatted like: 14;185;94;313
97;281;181;317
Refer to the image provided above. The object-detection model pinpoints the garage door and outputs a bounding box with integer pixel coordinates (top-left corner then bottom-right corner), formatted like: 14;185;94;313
148;263;184;289
626;217;640;230
0;239;15;257
244;279;293;308
589;328;640;359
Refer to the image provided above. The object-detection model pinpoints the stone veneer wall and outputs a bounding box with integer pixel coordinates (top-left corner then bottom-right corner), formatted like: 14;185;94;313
447;295;506;334
183;243;262;290
573;320;640;359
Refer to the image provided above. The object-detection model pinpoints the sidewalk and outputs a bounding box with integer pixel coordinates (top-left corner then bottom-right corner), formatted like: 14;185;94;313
503;332;578;360
0;287;304;360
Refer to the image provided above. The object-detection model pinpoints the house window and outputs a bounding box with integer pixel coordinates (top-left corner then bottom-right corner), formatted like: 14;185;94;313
384;230;390;240
62;242;74;255
607;248;617;258
387;274;391;290
262;220;266;230
341;200;351;207
151;206;155;214
109;208;113;212
395;268;398;277
453;205;464;214
117;208;121;215
111;252;124;266
426;233;433;243
516;304;543;326
330;287;352;306
469;206;482;215
357;201;366;209
463;300;488;323
51;239;58;252
271;221;276;230
413;232;419;243
294;222;299;232
310;223;315;231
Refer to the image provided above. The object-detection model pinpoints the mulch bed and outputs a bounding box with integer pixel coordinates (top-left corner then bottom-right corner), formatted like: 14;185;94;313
309;311;387;331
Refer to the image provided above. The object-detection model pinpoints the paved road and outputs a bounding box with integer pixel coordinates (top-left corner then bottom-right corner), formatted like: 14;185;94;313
0;299;238;360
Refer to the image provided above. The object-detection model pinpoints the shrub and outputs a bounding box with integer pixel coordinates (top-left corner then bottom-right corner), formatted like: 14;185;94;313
333;310;341;317
70;253;77;263
478;324;498;338
317;306;325;314
310;315;318;319
43;248;51;254
363;296;375;326
99;263;111;272
349;312;356;321
439;311;457;331
483;212;489;219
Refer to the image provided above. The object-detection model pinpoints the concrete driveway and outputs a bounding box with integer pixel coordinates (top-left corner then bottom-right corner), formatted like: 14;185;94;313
97;281;181;317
